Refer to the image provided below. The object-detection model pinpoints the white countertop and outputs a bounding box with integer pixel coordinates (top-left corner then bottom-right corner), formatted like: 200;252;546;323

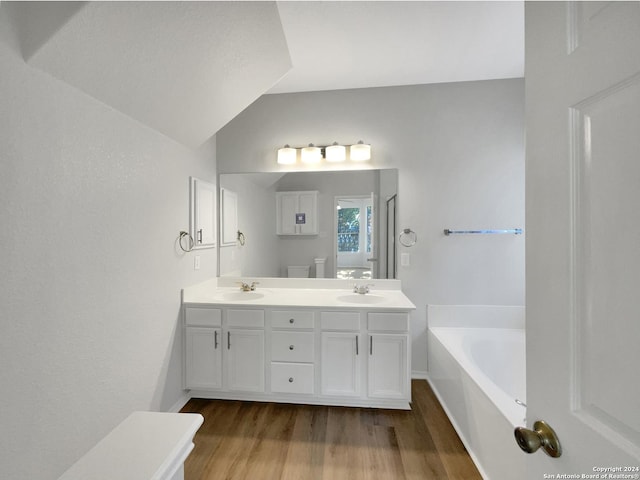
182;277;416;311
58;412;203;480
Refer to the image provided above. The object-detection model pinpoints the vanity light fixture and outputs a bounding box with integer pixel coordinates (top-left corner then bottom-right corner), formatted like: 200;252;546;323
301;143;322;164
325;142;346;162
276;140;372;165
277;144;297;165
350;140;371;161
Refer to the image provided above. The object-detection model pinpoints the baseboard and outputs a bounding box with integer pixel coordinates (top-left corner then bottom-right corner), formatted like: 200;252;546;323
166;392;191;413
411;370;428;380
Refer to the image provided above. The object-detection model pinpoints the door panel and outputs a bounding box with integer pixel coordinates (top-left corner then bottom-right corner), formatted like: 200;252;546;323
571;77;640;449
526;2;640;475
321;332;360;397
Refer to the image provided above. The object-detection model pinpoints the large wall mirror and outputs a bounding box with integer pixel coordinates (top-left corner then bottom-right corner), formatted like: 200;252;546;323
218;169;398;279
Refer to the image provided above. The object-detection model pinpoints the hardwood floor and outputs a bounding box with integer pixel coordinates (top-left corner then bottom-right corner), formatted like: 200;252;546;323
180;380;481;480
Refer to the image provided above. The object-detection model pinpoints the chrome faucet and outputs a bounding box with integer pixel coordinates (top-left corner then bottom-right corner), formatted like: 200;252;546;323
237;281;260;292
353;283;374;295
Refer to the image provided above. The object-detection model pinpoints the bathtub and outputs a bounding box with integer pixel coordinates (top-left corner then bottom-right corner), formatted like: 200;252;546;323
426;305;526;480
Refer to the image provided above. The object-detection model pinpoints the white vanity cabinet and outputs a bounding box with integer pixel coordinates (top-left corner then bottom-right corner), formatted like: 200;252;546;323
183;302;411;409
276;191;318;235
184;306;265;393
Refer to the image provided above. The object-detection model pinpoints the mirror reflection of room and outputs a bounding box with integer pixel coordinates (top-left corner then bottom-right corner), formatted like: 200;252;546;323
218;169;397;279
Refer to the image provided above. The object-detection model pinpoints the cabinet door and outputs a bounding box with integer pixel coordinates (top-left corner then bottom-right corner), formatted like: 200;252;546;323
220;188;238;246
191;177;217;248
185;327;222;390
321;332;361;397
226;329;265;392
297;191;318;235
276;193;298;235
368;334;408;399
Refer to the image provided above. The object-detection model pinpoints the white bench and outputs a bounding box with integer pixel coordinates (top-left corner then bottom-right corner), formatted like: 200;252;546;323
58;411;204;480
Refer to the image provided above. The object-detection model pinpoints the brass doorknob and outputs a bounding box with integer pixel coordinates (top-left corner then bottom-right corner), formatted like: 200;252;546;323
514;421;562;458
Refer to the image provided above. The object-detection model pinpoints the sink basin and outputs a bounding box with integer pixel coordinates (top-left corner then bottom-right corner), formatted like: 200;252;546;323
220;291;264;302
337;294;386;305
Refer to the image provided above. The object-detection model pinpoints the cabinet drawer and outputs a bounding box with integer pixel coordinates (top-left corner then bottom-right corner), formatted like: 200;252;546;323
368;313;409;332
185;307;222;327
271;310;315;329
271;331;315;362
271;362;314;394
227;309;264;328
320;311;360;331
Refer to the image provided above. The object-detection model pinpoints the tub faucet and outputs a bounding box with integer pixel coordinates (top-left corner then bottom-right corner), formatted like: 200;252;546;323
353;283;374;295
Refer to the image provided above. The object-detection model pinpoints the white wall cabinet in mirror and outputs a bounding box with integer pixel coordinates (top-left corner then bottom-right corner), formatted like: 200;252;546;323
220;188;238;246
190;176;216;249
276;191;318;235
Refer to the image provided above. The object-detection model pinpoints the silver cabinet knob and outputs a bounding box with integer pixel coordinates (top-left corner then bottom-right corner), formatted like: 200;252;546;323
289;345;294;350
288;377;294;383
289;318;294;324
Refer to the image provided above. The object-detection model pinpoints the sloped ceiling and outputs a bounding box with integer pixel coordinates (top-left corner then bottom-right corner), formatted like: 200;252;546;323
271;1;524;94
10;1;291;148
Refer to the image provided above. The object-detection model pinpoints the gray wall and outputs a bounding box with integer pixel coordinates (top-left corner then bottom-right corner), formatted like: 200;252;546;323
0;13;217;479
217;78;526;375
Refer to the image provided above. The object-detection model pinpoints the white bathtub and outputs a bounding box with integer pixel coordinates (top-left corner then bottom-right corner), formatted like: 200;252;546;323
426;306;526;480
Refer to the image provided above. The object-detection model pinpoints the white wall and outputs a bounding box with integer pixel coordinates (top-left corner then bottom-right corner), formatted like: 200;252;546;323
217;79;525;375
0;12;216;479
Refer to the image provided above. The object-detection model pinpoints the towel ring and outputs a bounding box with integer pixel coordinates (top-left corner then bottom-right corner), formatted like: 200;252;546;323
178;231;194;252
399;228;417;247
237;230;246;246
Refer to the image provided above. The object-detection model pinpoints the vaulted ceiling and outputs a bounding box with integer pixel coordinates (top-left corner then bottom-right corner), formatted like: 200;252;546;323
271;1;524;94
5;1;524;148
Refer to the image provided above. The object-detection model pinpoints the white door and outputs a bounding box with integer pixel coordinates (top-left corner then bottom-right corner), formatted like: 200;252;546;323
276;193;297;235
367;334;407;399
185;327;222;390
321;332;361;397
526;2;640;475
220;188;238;246
298;191;318;235
226;329;265;392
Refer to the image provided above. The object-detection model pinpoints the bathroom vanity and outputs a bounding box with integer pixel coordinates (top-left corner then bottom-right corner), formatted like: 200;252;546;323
182;278;416;409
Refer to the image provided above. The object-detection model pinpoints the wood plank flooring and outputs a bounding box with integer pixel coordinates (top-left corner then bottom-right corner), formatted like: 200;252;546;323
180;380;481;480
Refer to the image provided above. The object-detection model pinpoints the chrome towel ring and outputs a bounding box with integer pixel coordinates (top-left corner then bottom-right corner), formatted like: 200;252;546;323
399;228;417;247
178;231;194;252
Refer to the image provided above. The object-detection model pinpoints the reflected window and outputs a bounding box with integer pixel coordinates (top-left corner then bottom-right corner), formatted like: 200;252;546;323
337;207;360;252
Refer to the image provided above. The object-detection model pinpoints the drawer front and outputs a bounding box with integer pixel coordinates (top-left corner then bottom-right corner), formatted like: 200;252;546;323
271;362;314;394
271;331;315;363
367;313;409;332
320;311;360;331
271;310;315;329
185;307;222;327
227;309;265;328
